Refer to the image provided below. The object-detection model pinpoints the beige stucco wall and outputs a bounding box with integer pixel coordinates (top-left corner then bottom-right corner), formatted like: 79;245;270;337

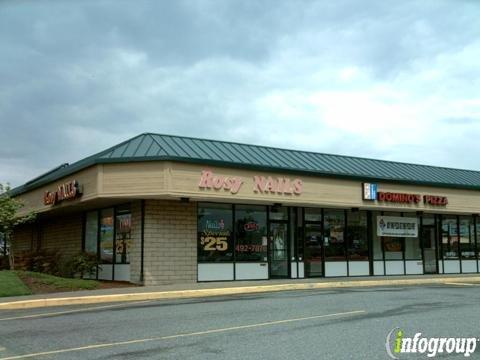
167;162;480;215
13;160;480;216
15;166;99;216
101;163;167;196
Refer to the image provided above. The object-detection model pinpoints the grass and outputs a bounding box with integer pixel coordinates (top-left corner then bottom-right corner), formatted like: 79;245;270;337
0;270;101;297
17;271;100;291
0;271;32;297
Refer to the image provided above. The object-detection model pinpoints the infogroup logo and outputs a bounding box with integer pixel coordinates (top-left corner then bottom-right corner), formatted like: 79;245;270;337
385;328;478;358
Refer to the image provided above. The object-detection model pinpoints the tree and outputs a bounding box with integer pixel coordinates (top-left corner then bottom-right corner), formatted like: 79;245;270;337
0;183;36;269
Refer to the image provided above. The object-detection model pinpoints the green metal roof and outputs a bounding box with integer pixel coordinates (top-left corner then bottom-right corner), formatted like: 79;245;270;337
10;132;480;196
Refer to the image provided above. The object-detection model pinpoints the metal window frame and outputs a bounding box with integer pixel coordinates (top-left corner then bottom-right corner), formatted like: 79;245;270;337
81;203;132;282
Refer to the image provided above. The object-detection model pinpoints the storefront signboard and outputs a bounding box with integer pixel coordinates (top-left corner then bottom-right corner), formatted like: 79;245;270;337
43;180;82;206
363;183;448;207
198;170;302;195
377;216;418;238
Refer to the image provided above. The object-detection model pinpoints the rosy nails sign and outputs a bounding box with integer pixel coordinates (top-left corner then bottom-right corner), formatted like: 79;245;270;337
198;170;303;195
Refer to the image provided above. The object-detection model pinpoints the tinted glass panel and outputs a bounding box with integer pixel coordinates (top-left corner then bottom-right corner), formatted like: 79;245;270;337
269;206;288;221
235;205;267;262
305;208;322;222
442;217;459;259
115;206;132;264
324;210;345;260
405;216;421;260
347;210;368;260
382;212;403;260
372;212;383;260
198;204;233;262
459;216;475;259
100;208;114;263
85;211;98;256
304;223;323;276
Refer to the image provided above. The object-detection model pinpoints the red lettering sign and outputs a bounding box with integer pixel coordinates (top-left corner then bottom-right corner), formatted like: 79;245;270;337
198;170;243;194
43;180;82;206
377;192;421;204
423;195;448;206
199;170;302;196
253;176;302;195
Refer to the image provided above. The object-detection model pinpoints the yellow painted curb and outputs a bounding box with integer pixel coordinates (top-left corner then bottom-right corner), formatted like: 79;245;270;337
1;277;480;310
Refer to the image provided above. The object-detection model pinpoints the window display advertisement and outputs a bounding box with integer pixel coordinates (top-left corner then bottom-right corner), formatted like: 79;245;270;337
377;216;418;238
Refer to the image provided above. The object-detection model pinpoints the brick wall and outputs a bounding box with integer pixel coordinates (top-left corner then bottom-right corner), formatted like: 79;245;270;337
11;223;34;252
12;199;197;285
12;214;82;258
40;215;82;257
142;200;197;285
129;201;142;284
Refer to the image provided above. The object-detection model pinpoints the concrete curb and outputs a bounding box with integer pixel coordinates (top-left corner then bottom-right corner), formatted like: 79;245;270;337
1;276;480;310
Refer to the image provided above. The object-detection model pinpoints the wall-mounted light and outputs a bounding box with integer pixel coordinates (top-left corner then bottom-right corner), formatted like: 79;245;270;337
351;207;359;212
180;197;190;203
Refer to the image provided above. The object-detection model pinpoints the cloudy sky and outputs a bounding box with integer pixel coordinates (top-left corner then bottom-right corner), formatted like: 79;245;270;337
1;0;480;187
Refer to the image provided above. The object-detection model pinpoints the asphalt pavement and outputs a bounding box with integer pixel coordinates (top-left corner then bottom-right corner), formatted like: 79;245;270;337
0;282;479;359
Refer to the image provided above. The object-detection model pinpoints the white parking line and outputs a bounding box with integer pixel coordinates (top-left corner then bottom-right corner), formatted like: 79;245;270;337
0;300;153;321
444;282;478;286
0;310;366;360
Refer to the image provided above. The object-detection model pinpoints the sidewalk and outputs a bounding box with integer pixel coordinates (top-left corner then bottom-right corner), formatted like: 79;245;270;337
1;274;480;310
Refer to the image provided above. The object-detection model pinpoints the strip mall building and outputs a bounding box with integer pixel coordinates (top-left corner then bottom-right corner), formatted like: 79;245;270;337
10;133;480;284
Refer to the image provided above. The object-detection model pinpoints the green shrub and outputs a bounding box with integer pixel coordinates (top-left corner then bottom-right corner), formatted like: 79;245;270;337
0;256;9;270
62;252;101;278
14;249;62;275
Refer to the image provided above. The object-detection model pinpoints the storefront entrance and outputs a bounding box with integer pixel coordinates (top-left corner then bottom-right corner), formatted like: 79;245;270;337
268;222;289;278
422;220;438;274
304;223;323;277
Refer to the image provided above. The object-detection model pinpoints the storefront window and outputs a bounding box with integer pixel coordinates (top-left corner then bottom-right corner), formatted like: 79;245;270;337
383;237;404;260
305;208;322;222
381;212;404;260
100;208;114;264
459;216;475;260
85;211;98;256
346;210;368;260
477;219;480;258
442;217;459;259
372;211;383;260
198;204;233;262
324;209;346;261
269;206;288;221
235;205;267;262
405;216;421;260
115;205;132;264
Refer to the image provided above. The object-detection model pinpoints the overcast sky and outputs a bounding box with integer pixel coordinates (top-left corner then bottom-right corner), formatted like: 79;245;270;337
1;0;480;187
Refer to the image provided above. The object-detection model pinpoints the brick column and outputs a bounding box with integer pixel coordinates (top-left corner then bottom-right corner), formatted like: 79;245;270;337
142;200;197;285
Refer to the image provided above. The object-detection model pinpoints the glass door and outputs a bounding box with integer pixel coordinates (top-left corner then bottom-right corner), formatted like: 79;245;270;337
304;223;323;277
269;222;289;278
422;216;438;274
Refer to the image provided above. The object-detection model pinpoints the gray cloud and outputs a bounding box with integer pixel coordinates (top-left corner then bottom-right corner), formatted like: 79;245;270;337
1;0;480;186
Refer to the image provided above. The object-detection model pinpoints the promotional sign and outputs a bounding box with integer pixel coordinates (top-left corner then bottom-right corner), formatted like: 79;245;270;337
377;216;418;238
